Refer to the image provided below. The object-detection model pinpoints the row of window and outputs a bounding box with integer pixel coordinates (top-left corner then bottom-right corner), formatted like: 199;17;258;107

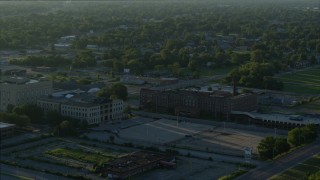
61;110;99;117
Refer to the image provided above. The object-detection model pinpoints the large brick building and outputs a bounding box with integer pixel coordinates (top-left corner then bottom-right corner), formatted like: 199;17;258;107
140;88;258;118
99;151;175;179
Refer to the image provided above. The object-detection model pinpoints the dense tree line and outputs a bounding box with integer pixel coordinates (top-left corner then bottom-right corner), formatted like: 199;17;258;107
97;83;128;101
258;124;318;159
308;171;320;180
258;136;290;160
1;104;87;136
227;62;283;90
10;55;71;67
0;112;30;126
287;125;318;147
73;50;96;68
1;1;319;89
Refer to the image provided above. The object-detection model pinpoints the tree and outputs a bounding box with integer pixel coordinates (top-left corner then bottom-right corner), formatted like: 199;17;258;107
110;83;128;101
301;124;318;143
127;59;144;74
45;111;63;126
73;50;96;68
124;105;131;114
250;50;265;62
0;112;30;127
72;38;88;49
98;83;128;101
274;138;290;155
97;87;112;99
258;136;276;159
227;62;282;90
77;78;92;85
113;61;124;72
53;120;77;137
308;171;320;180
288;128;302;147
13;104;44;124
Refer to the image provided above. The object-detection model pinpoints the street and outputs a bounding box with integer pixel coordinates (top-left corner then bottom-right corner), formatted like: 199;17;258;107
236;139;320;180
0;163;72;180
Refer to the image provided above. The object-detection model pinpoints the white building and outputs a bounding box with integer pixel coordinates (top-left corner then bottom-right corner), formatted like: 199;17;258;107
112;99;125;120
0;77;53;112
61;102;104;125
37;94;125;125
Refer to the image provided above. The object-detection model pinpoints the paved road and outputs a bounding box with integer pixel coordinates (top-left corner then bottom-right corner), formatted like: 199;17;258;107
0;163;72;180
236;139;320;180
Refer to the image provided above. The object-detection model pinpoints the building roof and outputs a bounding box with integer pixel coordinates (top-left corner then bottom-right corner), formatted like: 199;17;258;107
105;151;167;174
39;93;112;107
141;88;233;98
0;122;16;129
0;76;49;85
53;81;104;91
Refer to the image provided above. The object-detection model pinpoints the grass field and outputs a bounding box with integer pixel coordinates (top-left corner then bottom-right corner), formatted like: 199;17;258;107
276;67;320;94
291;98;320;114
272;154;320;180
46;148;116;164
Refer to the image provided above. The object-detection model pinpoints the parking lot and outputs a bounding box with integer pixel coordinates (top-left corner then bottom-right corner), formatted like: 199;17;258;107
119;119;211;144
175;127;271;156
135;156;238;180
114;117;282;156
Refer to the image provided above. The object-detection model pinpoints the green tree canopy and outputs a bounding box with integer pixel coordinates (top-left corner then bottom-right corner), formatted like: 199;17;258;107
53;120;77;137
227;62;283;90
13;104;44;124
0;112;30;127
97;83;128;101
258;136;276;159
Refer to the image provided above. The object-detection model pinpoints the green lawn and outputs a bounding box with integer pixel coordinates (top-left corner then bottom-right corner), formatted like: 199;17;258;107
296;99;320;111
276;67;320;94
272;154;320;180
46;148;116;164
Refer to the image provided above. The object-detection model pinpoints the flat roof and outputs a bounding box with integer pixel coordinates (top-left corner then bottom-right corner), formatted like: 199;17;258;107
106;151;167;173
0;122;16;129
0;76;46;85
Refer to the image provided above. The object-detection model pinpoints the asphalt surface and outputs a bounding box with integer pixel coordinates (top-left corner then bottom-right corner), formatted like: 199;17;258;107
0;163;72;180
236;139;320;180
132;111;288;135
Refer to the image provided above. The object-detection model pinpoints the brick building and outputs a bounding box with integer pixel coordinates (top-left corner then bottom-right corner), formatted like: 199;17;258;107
99;151;175;179
140;88;258;119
